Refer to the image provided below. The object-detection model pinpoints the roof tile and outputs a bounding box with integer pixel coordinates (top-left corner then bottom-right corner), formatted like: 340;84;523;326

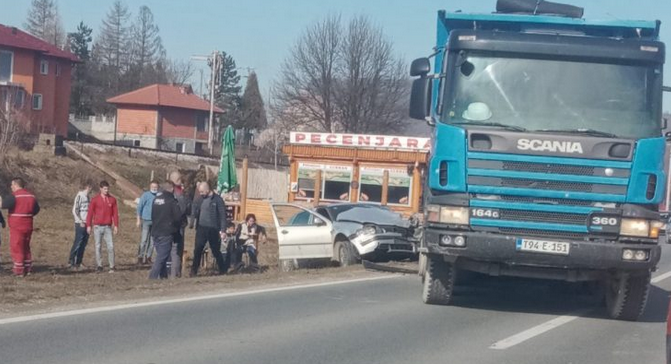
107;84;224;113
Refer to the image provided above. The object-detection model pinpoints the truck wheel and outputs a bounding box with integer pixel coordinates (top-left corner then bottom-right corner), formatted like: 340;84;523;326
604;271;651;321
336;240;358;267
419;253;428;282
422;256;455;305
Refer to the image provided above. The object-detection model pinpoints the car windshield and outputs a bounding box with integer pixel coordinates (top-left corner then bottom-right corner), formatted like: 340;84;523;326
444;53;661;139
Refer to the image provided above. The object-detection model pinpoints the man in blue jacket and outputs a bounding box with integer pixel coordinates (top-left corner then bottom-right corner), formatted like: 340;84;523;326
136;180;159;264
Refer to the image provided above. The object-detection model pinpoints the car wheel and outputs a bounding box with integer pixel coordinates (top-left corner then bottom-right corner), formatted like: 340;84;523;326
336;240;358;267
422;255;455;305
280;259;296;272
604;271;651;321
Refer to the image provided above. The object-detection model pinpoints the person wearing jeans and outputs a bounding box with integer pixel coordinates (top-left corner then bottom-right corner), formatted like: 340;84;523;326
189;182;227;277
69;181;92;269
87;181;119;273
149;181;182;280
137;181;159;265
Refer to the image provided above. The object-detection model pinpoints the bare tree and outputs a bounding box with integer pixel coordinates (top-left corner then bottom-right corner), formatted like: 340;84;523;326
95;1;131;71
336;16;408;133
24;0;66;47
166;59;195;85
272;15;408;134
273;14;341;133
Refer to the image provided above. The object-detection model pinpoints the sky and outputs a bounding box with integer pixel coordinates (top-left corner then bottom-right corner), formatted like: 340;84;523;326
4;0;671;110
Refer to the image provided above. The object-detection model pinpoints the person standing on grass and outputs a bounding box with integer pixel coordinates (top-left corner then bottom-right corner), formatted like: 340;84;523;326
0;178;40;277
87;181;119;273
69;181;92;270
149;181;182;279
166;171;189;278
136;180;159;265
189;182;227;277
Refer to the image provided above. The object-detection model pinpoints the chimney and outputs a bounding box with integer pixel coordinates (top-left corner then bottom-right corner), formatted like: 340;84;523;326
11;27;18;35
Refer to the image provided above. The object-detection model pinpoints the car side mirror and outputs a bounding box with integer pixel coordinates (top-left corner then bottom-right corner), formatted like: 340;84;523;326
314;218;326;227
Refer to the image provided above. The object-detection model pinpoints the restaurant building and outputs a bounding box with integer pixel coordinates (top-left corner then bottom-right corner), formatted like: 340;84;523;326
283;131;431;216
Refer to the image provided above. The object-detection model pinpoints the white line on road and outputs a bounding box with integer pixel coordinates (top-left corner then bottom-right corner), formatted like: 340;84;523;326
490;269;671;350
0;275;399;326
489;310;590;350
652;270;671;283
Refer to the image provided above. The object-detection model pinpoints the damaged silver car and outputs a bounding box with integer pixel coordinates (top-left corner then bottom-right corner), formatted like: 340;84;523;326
270;203;419;269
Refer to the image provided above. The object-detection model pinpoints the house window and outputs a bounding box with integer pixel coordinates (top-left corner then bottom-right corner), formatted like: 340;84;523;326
55;63;61;77
196;115;208;132
32;94;43;110
15;89;25;108
0;50;12;83
133;140;141;147
40;60;48;75
175;142;185;153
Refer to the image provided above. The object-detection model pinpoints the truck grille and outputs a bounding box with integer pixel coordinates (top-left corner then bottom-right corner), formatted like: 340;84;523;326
467;152;631;237
503;161;595;176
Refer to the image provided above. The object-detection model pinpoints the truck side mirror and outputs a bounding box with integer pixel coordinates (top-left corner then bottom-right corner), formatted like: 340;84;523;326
409;76;432;120
410;58;431;77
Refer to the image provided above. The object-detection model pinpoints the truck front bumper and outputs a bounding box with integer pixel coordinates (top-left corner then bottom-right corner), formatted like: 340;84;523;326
423;228;661;281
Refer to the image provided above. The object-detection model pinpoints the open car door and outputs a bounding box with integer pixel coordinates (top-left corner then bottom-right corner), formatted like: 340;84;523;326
270;203;333;261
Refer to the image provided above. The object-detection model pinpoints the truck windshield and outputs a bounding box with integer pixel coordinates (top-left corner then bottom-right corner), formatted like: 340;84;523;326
444;53;661;139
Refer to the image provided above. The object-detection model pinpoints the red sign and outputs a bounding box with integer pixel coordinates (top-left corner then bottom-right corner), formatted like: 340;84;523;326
290;132;431;152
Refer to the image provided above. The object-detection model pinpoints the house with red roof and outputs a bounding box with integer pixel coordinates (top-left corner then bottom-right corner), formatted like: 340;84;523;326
0;24;79;136
107;84;224;154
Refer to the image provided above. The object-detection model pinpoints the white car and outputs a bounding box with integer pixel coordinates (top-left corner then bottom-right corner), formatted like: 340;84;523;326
270;203;419;270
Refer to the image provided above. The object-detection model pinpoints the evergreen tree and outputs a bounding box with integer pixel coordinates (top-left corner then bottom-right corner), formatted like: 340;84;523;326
239;72;267;130
68;21;93;116
24;0;65;47
212;51;242;132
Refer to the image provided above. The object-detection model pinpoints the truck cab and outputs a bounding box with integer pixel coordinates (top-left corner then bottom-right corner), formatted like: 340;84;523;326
410;2;666;321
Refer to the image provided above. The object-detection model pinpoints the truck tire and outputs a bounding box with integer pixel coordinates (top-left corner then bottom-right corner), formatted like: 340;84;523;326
422;256;455;305
419;253;428;281
336;240;358;267
604;271;651;321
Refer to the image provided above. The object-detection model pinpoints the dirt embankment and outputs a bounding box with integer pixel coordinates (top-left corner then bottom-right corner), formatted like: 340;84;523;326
0;147;358;315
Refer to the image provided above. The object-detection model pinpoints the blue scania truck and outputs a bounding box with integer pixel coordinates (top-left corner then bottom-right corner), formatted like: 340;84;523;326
409;0;666;320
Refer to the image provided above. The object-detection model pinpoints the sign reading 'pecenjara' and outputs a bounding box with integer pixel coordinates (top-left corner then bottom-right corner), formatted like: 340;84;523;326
290;132;431;152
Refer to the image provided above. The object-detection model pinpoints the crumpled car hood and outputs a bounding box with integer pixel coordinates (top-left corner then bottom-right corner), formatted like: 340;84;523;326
336;207;410;228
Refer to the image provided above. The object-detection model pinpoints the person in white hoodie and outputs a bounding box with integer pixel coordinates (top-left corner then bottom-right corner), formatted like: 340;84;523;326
68;181;92;269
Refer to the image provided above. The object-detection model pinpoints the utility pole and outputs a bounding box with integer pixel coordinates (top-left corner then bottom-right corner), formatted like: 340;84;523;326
191;51;220;155
207;50;218;154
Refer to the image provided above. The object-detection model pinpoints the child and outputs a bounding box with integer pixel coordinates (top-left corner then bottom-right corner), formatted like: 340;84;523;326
222;221;238;272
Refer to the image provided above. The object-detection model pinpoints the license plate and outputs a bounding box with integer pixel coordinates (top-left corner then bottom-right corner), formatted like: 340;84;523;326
516;238;570;255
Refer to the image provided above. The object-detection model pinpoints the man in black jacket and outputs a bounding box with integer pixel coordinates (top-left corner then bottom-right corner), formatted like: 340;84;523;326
189;181;227;276
149;181;182;279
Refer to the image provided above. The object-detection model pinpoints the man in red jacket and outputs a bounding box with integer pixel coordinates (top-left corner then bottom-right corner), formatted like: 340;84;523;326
86;181;119;273
0;178;40;277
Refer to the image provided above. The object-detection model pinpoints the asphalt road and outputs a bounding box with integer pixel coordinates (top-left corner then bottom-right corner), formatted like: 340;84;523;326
2;247;671;364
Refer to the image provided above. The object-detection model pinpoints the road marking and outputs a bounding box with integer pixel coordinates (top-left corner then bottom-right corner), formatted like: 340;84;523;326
489;310;590;350
652;270;671;284
0;275;399;326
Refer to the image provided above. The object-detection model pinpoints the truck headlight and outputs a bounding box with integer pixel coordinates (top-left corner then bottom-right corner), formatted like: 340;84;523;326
620;219;650;237
426;205;469;225
439;206;469;225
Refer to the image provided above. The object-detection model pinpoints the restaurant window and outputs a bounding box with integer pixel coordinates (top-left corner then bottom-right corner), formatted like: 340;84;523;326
296;163;353;201
359;167;412;206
